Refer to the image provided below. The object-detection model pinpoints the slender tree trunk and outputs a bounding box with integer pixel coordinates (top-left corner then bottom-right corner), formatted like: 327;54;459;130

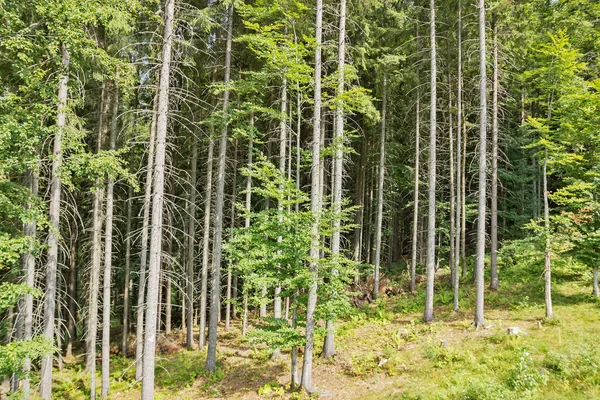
353;138;367;264
241;114;254;337
122;158;133;356
87;81;108;400
543;151;553;319
448;74;455;295
22;169;39;396
164;227;172;334
102;84;119;398
271;73;288;359
226;139;239;330
40;44;69;400
411;94;420;293
135;91;158;381
474;0;487;329
199;128;215;348
453;0;463;312
490;20;499;291
323;0;346;358
185;135;198;348
301;0;323;391
374;73;387;300
141;0;175;396
424;0;437;323
206;4;234;373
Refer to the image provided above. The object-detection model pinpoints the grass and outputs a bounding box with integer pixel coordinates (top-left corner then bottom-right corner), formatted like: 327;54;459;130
48;260;600;399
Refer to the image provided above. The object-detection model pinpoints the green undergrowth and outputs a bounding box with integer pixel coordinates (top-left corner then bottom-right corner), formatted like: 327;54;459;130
49;259;600;399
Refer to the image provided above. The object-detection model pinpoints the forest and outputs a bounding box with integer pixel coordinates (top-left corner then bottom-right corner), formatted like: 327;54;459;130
1;0;600;398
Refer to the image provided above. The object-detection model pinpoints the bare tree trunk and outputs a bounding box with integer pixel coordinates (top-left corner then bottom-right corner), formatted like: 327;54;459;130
424;0;437;323
374;73;387;300
241;114;254;337
22;169;39;396
323;0;346;358
122;173;133;355
135;91;158;381
353;138;367;264
102;83;119;398
87;81;108;400
474;0;487;329
206;4;234;373
226;139;239;330
164;226;172;334
141;0;175;396
185;135;198;348
448;73;455;296
40;44;69;400
453;0;463;312
300;0;323;391
543;151;553;319
490;20;499;291
411;94;420;293
199;129;214;348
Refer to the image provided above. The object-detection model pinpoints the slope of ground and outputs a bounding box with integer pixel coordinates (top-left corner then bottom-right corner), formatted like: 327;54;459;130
52;265;600;400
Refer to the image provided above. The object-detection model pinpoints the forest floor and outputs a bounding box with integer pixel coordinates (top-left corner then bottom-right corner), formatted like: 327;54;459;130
53;264;600;400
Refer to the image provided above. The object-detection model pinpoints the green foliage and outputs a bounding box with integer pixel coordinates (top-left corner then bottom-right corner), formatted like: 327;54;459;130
0;336;54;378
505;348;548;394
0;283;41;312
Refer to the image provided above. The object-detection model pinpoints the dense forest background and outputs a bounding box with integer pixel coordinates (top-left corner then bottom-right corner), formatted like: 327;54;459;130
1;0;600;398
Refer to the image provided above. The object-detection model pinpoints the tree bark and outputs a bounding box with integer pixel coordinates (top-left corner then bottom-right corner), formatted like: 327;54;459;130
543;151;553;319
141;0;175;396
424;0;437;323
490;20;499;291
22;169;39;396
101;83;119;398
185;134;198;348
374;73;387;300
199;127;214;348
411;93;420;293
474;0;487;329
122;163;133;356
301;0;323;391
323;0;346;358
226;138;239;330
135;90;158;381
206;4;234;373
453;0;463;312
241;113;254;337
40;44;69;400
87;81;108;400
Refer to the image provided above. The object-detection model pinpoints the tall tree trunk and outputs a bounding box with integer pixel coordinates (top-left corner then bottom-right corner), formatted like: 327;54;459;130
374;73;387;300
102;83;119;398
241;113;254;337
453;0;463;312
122;183;133;355
185;135;198;348
271;73;288;360
199;129;215;348
141;0;175;396
353;138;367;264
474;0;487;329
226;139;239;330
165;226;173;334
543;151;553;319
411;94;420;293
206;4;234;373
40;44;69;400
301;0;323;391
448;73;455;296
135;91;158;381
87;81;108;400
424;0;437;323
323;0;346;358
22;169;39;396
490;20;499;291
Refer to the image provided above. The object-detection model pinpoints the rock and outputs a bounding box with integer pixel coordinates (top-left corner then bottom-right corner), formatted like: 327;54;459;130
398;328;410;337
378;357;389;367
506;326;525;336
439;340;449;348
